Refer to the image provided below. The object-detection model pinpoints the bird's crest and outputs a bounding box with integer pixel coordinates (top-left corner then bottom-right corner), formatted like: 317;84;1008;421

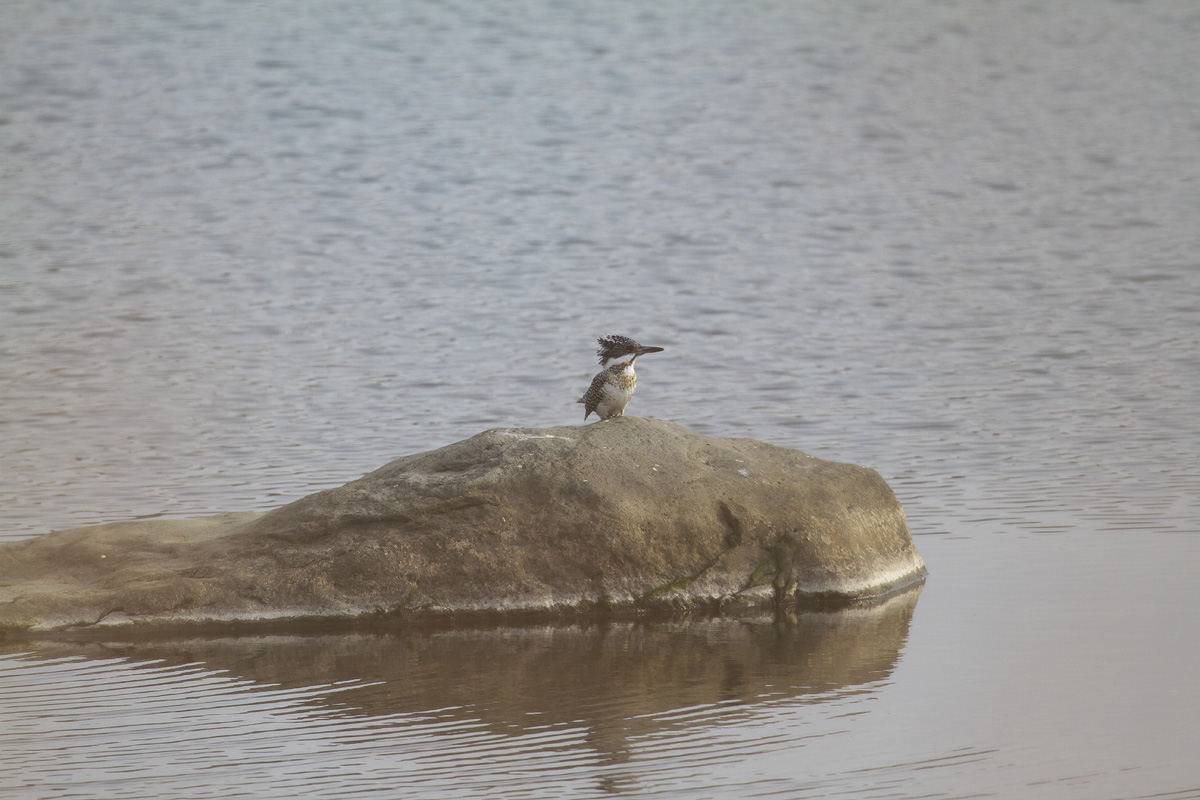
596;334;643;365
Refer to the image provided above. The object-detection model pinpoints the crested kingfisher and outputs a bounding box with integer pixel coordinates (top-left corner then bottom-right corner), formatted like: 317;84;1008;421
577;335;665;421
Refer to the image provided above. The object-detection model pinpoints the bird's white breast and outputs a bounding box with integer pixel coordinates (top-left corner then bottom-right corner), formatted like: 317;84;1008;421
596;366;636;417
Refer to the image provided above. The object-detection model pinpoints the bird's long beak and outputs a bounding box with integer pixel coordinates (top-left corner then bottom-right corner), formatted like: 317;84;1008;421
637;345;665;356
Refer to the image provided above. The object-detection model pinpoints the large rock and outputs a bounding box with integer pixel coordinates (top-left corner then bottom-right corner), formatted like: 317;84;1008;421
0;418;926;634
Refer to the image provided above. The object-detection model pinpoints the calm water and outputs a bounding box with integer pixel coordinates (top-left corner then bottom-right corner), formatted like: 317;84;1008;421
3;0;1199;797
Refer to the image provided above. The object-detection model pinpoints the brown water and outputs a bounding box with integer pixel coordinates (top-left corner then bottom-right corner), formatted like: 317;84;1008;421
3;1;1199;797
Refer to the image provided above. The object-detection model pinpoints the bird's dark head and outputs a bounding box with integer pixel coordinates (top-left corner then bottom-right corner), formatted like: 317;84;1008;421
596;335;665;365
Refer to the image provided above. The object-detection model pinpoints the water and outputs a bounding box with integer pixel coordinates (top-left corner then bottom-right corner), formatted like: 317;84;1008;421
2;0;1199;797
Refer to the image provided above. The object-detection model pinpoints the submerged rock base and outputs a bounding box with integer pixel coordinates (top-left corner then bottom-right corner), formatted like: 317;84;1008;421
0;418;926;634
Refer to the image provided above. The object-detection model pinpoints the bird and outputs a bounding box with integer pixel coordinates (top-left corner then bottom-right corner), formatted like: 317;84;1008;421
577;335;665;420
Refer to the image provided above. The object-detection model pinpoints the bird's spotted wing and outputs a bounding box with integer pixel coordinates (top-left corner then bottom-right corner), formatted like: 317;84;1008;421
579;369;610;418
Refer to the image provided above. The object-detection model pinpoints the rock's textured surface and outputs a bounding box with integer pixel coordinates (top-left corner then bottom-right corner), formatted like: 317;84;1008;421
0;418;926;634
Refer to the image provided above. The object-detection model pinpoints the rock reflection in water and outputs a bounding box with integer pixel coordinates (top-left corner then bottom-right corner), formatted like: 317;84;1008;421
19;587;918;768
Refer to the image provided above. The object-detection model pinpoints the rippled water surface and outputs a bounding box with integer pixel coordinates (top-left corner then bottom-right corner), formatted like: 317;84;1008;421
3;0;1199;798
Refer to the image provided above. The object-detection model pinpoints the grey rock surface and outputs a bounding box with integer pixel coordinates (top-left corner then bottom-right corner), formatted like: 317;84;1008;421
0;418;926;634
